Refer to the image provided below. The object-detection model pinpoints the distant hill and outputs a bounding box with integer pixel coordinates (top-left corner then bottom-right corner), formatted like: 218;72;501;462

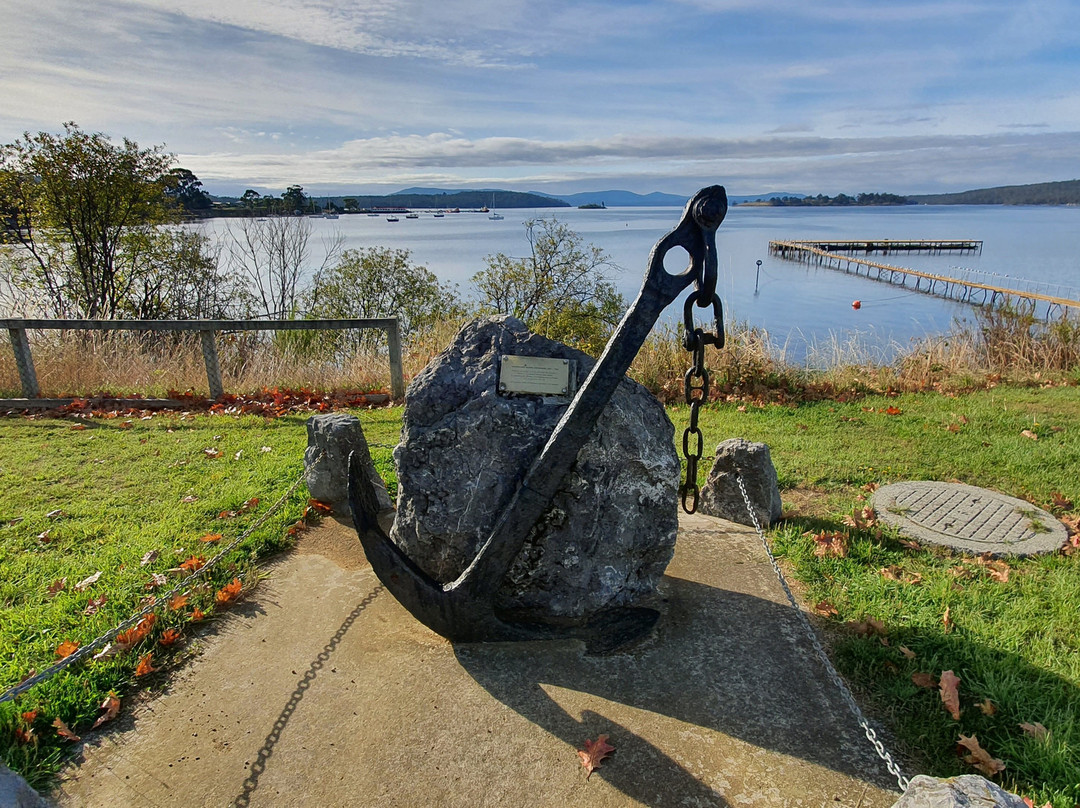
383;189;567;209
549;190;688;207
909;179;1080;205
729;192;807;204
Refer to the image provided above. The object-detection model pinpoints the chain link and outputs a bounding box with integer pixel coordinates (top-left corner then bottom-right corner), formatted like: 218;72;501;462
734;474;911;794
679;337;708;513
0;453;323;705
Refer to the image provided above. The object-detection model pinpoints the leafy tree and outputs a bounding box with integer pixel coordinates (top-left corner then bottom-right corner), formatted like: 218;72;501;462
0;122;185;318
163;167;212;212
343;197;359;212
471;217;625;355
306;247;463;351
281;184;308;214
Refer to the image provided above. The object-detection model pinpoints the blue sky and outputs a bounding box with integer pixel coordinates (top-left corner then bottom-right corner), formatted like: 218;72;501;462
2;0;1079;197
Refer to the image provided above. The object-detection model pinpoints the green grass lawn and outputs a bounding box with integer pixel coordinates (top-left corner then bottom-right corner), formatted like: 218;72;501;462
0;406;400;788
2;387;1079;803
672;386;1080;806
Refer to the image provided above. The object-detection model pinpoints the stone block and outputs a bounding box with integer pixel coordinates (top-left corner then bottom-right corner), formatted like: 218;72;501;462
305;413;392;516
698;438;782;527
890;774;1028;808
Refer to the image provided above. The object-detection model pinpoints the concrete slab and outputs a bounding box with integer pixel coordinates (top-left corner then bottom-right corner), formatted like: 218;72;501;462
52;513;902;808
872;481;1066;556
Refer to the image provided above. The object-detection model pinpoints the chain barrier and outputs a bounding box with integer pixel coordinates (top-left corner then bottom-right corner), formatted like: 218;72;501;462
678;287;724;515
0;452;324;705
734;473;911;794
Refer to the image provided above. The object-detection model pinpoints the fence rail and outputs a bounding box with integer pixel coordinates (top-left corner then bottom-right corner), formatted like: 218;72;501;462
1;318;404;403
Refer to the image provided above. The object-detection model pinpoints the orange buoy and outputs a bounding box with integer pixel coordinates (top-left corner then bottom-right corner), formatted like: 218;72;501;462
852;300;862;310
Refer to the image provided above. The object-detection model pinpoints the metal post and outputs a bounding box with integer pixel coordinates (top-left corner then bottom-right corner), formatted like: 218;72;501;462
386;318;405;400
754;259;762;295
7;325;40;399
199;329;224;400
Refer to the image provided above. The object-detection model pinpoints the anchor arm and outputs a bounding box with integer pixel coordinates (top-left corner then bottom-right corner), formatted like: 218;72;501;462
351;185;728;644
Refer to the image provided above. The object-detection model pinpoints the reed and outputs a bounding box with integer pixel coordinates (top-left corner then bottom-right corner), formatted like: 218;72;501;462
2;308;1077;402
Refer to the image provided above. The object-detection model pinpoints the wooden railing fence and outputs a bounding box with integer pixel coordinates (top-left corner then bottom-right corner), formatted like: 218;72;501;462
2;318;404;403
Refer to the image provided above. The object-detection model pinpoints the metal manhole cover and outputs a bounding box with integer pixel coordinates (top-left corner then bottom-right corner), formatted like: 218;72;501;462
871;481;1066;556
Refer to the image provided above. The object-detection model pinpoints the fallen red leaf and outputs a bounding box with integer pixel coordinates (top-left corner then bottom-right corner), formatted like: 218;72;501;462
47;578;67;597
53;717;80;742
14;727;35;745
92;694;121;729
21;711;37;724
55;640;80;659
83;595;108;616
940;670;962;720
578;735;615;779
957;734;1005;776
179;556;205;574
884;406;902;415
190;607;207;622
810;530;849;558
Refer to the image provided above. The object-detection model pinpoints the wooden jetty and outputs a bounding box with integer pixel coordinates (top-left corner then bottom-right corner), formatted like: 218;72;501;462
768;240;1080;318
776;239;982;255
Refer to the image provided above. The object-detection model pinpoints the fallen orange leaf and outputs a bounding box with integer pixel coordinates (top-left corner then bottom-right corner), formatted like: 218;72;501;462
168;593;189;611
53;717;80;742
92;694;121;729
215;578;243;606
1019;721;1048;740
578;735;615;779
179;556;205;574
159;628;183;648
957;734;1005;776
813;601;839;618
199;533;222;544
911;669;937;687
191;607;206;622
940;670;962;720
134;653;156;677
55;640;80;659
307;498;334;515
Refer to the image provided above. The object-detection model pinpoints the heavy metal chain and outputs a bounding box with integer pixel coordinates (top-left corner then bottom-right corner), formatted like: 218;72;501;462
679;336;708;513
735;474;911;794
679;288;724;514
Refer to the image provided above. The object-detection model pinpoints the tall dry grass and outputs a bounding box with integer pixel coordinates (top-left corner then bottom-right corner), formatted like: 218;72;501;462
2;307;1077;402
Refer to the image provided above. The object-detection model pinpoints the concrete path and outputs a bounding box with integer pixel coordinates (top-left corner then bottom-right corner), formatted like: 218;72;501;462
52;513;902;808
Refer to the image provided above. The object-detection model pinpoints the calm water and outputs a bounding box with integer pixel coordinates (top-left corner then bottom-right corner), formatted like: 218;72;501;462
199;204;1080;365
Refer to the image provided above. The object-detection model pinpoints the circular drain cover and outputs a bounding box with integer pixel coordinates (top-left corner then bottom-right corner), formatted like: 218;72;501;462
871;481;1065;556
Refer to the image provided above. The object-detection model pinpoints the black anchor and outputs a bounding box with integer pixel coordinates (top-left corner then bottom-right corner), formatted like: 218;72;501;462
350;186;727;652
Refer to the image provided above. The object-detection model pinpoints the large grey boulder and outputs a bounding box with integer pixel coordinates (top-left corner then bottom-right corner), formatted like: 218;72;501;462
391;317;679;623
698;438;782;527
890;775;1027;808
305;413;392;516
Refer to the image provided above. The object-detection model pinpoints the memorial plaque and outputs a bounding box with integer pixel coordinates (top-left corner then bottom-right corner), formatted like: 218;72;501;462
498;355;574;396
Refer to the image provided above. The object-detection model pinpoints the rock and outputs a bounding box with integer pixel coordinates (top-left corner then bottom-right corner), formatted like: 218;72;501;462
390;316;679;623
698;438;782;527
0;760;49;808
890;774;1028;808
305;413;392;516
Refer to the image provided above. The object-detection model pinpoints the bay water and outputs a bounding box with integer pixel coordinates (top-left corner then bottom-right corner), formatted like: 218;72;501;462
198;204;1080;365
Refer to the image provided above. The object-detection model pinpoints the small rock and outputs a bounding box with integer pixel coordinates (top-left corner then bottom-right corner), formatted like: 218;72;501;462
305;413;392;516
698;438;782;527
890;774;1028;808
